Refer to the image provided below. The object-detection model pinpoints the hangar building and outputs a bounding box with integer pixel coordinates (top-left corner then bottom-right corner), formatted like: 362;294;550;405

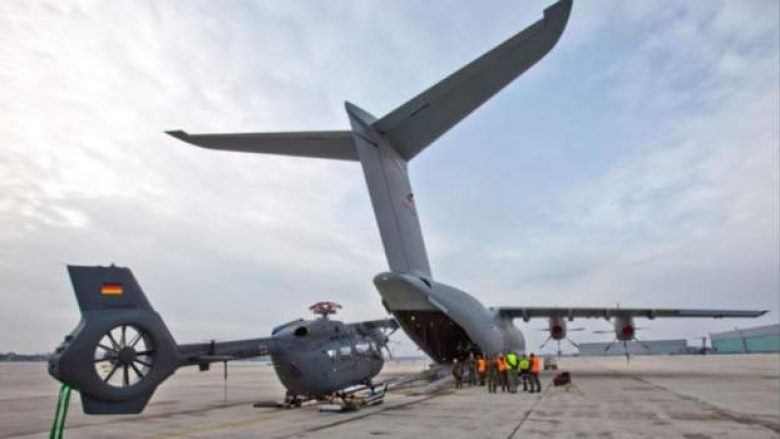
576;339;688;356
710;324;780;354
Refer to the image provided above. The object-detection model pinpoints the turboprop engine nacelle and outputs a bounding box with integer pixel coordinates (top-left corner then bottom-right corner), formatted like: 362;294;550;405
613;316;636;341
549;316;567;340
540;315;583;355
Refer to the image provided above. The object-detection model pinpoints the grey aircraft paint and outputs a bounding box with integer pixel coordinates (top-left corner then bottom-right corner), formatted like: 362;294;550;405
49;0;769;415
265;312;388;397
48;265;397;414
169;0;765;364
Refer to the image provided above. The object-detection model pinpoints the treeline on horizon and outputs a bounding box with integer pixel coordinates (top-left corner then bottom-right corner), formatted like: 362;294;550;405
0;352;50;361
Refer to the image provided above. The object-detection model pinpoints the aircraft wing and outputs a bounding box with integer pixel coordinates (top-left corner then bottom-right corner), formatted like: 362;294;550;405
166;130;358;161
372;0;572;160
496;307;768;322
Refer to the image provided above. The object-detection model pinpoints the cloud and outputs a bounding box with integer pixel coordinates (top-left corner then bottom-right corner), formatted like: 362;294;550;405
425;0;779;348
0;0;777;355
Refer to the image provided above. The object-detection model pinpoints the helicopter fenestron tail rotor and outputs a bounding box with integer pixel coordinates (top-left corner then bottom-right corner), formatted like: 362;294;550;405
48;266;182;414
49;265;270;415
93;324;156;389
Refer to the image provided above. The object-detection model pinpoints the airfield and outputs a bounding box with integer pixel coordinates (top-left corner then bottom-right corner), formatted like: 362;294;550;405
1;354;778;438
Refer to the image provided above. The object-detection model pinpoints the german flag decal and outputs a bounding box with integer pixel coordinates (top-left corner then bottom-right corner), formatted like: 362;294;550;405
101;283;124;296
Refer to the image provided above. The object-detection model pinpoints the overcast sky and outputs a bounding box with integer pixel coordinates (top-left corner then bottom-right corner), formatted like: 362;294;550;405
1;0;777;355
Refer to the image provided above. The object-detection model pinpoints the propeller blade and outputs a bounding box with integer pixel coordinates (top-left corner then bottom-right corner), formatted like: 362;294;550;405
539;336;552;349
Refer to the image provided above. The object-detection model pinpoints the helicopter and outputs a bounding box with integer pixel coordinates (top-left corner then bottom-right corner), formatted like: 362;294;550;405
48;265;398;414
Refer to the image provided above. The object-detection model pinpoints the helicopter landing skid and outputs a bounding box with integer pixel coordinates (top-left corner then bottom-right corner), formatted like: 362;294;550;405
319;383;388;413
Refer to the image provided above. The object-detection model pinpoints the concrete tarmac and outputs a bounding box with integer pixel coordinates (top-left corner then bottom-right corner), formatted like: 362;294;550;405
1;355;778;438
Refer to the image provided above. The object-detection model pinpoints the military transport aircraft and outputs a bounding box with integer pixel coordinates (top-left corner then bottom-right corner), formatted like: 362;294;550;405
168;0;765;365
48;265;398;414
49;0;767;416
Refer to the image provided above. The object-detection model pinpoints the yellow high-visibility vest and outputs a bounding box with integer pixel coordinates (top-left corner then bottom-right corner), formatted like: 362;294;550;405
506;353;518;368
519;358;530;370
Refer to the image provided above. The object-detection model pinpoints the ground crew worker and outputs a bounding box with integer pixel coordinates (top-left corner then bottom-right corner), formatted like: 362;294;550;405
466;352;477;386
486;356;499;393
506;351;518;393
452;358;464;389
519;354;530;392
529;353;542;393
496;354;508;392
477;355;487;386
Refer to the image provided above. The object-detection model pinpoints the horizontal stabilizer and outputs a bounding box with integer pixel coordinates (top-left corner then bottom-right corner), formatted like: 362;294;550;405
498;306;768;321
372;0;572;160
166;130;358;161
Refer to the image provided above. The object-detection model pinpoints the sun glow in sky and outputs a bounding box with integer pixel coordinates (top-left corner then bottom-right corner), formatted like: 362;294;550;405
0;0;777;354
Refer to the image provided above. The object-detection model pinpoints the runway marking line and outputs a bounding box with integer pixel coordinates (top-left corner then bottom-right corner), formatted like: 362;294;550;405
507;384;549;439
629;375;780;434
599;361;780;435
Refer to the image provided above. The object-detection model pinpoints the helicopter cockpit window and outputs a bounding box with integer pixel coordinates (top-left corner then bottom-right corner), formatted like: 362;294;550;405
355;342;370;358
326;349;337;360
339;345;352;359
369;342;382;359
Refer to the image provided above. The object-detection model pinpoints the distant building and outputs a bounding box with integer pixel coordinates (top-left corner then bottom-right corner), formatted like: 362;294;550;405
577;339;688;356
710;324;780;354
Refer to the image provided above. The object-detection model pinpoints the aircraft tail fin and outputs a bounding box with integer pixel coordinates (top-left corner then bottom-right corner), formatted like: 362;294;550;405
346;103;432;278
338;0;572;277
372;0;572;161
67;265;155;312
166;0;573;279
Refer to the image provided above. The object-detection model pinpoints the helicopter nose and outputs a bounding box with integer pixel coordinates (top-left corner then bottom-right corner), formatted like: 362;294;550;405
286;361;303;378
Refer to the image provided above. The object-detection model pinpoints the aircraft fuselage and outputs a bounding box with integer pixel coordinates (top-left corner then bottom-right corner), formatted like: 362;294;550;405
269;317;384;396
374;272;524;361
